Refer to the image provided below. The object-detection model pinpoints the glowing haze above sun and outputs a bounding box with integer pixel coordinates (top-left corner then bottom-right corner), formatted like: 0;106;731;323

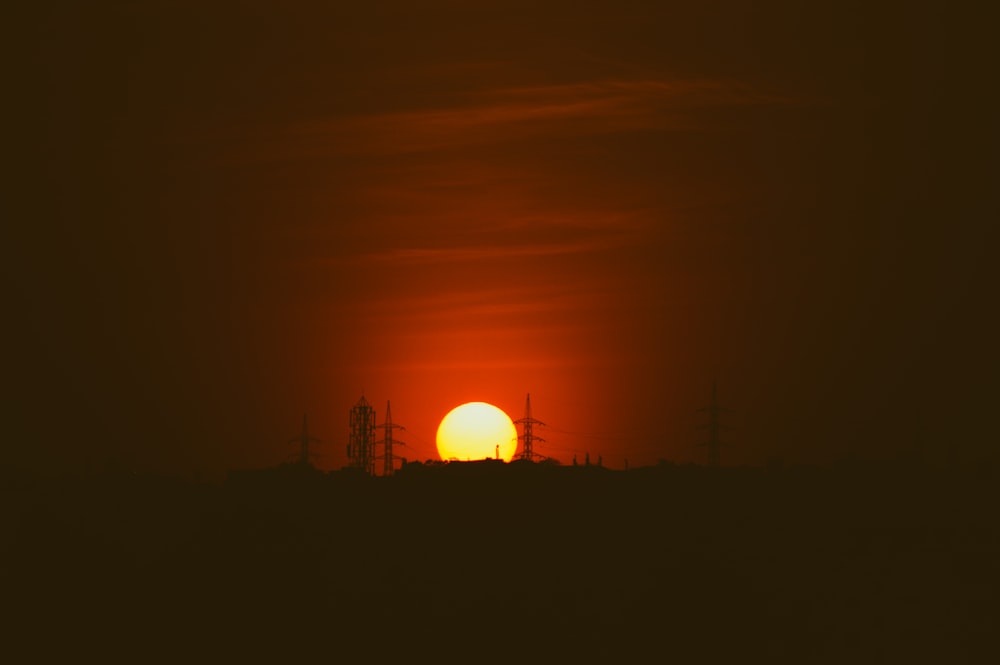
436;402;518;462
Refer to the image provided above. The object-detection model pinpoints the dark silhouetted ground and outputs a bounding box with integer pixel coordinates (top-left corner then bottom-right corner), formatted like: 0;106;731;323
4;461;997;663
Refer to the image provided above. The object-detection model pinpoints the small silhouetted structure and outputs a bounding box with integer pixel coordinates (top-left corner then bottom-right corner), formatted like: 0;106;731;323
377;400;405;477
697;381;728;466
348;395;377;475
514;393;546;462
289;414;320;467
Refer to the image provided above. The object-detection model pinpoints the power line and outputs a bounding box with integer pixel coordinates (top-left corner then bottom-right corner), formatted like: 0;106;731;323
545;425;636;442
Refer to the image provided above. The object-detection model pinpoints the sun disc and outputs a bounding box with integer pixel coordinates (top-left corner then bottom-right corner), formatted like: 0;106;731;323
436;402;518;462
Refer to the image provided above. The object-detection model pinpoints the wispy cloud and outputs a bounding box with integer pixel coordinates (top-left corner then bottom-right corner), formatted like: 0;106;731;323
288;77;791;157
273;74;783;275
353;282;605;317
336;225;637;267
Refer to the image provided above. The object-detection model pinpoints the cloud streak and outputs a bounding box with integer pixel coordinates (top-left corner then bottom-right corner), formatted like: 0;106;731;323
275;74;784;289
289;77;792;157
335;227;637;267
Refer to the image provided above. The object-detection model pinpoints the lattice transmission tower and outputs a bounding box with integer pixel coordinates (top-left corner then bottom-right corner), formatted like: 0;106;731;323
377;400;406;476
347;395;377;475
514;393;546;461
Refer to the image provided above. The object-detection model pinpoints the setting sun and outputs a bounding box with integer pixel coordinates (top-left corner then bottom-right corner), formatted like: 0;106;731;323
436;402;518;462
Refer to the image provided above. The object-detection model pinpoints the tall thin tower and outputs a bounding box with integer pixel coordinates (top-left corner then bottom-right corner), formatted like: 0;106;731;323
289;414;320;466
514;393;546;462
377;400;405;477
348;395;377;475
698;381;726;466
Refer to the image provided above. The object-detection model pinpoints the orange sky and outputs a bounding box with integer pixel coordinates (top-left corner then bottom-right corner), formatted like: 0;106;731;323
7;1;995;476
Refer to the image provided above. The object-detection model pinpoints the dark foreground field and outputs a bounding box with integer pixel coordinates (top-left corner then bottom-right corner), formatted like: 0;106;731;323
4;461;997;663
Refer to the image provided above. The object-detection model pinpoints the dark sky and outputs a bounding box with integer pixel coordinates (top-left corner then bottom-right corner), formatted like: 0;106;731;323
6;1;995;476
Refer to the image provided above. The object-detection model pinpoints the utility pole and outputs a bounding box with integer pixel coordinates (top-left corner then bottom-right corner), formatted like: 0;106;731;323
514;393;546;461
289;414;320;466
697;381;727;466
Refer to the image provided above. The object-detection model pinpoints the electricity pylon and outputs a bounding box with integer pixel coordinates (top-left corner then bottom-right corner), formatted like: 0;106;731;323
377;400;405;476
514;393;546;461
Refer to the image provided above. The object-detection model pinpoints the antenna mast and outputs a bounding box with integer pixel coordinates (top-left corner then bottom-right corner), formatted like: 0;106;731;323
348;395;377;475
